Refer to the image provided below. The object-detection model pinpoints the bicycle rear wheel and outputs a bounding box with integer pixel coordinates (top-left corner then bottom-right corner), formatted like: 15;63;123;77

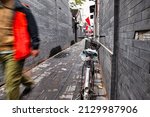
81;62;91;100
89;61;95;99
81;62;95;100
80;62;85;100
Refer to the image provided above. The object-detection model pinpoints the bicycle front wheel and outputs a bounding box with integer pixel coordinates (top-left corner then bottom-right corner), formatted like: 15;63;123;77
81;63;90;100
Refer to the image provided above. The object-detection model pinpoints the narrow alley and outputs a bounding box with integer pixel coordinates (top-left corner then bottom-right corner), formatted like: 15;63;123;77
1;0;150;117
0;0;150;101
0;40;107;100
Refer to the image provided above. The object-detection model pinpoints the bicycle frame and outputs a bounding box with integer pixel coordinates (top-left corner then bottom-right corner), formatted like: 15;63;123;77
83;67;90;100
79;38;101;100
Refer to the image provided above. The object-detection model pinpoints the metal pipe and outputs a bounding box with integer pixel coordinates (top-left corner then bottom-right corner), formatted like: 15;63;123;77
84;68;90;89
98;41;113;55
110;0;120;100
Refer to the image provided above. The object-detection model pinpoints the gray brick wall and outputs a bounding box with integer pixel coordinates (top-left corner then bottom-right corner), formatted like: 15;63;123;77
0;0;74;83
117;0;150;99
99;0;150;99
99;0;114;98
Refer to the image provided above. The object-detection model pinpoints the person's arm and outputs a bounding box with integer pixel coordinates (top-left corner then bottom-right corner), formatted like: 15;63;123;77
24;6;40;57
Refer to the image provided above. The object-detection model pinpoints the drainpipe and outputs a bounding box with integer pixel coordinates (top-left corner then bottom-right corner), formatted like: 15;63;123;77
55;0;58;46
110;0;120;100
75;17;78;43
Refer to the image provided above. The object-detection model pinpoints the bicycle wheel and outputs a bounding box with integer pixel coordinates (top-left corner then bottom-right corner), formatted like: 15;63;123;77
81;62;91;100
89;61;95;99
80;62;85;100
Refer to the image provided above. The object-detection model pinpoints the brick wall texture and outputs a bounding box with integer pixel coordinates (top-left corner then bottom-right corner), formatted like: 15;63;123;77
99;0;114;98
0;0;74;83
99;0;150;99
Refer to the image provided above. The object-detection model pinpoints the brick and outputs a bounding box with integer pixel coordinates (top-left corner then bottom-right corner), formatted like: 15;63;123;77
128;53;149;71
120;19;128;27
124;39;133;46
127;46;140;57
140;50;150;62
127;0;143;10
120;58;133;74
134;12;142;22
128;17;134;24
134;1;145;14
120;32;128;39
144;0;150;9
127;9;134;18
125;0;134;6
128;60;141;73
126;31;135;39
119;42;127;51
129;13;142;24
134;19;150;31
142;7;150;20
133;40;150;51
126;24;134;31
119;26;127;32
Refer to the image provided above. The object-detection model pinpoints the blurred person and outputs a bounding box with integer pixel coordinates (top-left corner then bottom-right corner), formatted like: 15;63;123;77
0;0;40;99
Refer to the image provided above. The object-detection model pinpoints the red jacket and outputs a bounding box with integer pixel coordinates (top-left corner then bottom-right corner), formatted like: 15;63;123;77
13;11;31;60
13;1;40;60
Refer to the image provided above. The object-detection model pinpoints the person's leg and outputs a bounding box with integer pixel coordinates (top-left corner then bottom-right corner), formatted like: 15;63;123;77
21;74;34;87
20;73;35;97
18;60;35;96
4;54;22;99
3;54;33;99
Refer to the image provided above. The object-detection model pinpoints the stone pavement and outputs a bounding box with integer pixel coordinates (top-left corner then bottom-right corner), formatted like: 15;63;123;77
0;40;108;100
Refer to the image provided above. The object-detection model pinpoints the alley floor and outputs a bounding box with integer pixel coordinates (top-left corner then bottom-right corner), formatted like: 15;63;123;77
0;40;107;100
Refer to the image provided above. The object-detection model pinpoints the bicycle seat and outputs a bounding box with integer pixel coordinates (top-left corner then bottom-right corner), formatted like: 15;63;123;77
83;49;98;57
80;49;98;61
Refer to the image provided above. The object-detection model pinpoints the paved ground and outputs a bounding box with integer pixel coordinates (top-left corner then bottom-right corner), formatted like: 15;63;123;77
0;40;107;100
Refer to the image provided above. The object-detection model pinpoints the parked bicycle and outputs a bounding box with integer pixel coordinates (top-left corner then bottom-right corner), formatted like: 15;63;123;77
79;37;101;100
